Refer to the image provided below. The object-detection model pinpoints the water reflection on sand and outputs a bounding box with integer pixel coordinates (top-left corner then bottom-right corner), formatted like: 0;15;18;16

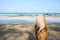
0;16;60;24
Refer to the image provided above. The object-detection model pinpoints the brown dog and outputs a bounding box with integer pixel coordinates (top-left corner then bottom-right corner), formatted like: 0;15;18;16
35;14;48;40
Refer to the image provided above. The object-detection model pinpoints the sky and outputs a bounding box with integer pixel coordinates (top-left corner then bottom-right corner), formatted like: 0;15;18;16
0;0;60;13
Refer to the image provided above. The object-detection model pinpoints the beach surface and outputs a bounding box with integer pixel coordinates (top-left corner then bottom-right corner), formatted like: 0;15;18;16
0;15;60;40
0;23;60;40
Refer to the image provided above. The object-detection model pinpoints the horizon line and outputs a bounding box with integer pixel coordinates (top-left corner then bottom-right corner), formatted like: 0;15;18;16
0;12;60;14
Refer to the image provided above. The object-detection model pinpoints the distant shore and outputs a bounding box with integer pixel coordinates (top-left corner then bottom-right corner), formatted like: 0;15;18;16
0;14;60;17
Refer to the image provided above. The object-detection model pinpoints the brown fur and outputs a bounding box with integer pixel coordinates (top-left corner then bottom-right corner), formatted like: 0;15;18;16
35;15;48;40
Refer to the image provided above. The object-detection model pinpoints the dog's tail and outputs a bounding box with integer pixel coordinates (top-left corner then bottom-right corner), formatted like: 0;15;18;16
35;14;48;40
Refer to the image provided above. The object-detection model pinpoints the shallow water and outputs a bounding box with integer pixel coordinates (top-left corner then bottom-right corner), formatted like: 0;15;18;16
0;16;60;24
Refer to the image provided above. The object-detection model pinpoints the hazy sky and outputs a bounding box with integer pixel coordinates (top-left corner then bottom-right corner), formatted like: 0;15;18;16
0;0;60;13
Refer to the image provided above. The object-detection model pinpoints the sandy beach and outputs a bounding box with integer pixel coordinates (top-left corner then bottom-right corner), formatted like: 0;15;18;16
0;14;60;40
0;23;60;40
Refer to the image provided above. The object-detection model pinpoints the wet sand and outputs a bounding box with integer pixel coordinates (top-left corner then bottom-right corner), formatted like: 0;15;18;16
0;23;60;40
